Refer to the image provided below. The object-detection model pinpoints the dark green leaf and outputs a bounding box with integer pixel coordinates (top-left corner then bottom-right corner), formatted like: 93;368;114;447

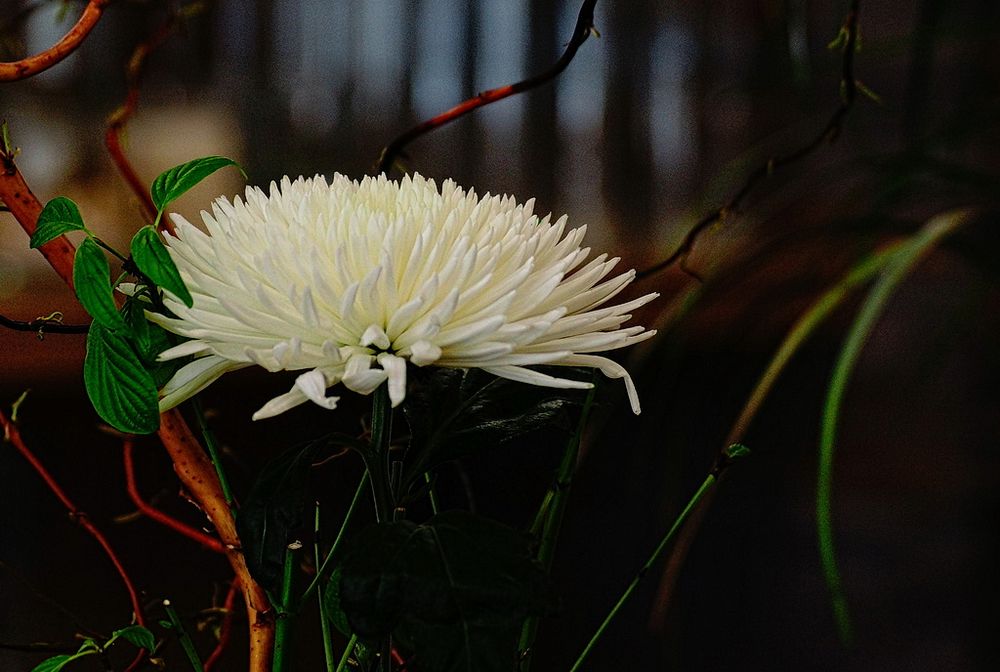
112;625;155;651
321;565;356;637
122;299;187;388
402;368;579;489
74;238;125;330
84;323;160;434
339;510;557;672
30;197;86;248
130;226;193;307
150;156;243;211
30;655;74;672
237;439;337;593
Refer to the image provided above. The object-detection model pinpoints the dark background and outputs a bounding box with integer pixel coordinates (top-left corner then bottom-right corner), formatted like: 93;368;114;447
1;0;999;670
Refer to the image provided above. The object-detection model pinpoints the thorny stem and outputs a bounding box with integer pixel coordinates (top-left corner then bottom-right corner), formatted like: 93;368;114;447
637;0;863;281
375;0;599;175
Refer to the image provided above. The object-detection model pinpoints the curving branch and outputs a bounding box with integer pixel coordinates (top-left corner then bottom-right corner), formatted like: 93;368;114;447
123;439;227;554
375;0;599;175
637;0;862;281
0;0;111;82
1;409;148;653
0;312;88;335
203;579;240;671
106;13;181;228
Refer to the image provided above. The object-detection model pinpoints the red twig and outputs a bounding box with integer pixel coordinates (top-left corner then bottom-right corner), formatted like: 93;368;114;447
204;579;240;671
105;14;180;229
123;439;226;554
375;0;599;175
0;409;148;665
636;0;863;281
0;0;110;81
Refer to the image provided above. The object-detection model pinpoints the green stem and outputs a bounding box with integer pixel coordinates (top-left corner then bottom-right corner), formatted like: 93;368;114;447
91;235;129;263
301;471;370;606
568;473;719;672
366;384;394;523
519;382;598;668
192;397;235;509
314;504;336;672
334;634;359;672
273;543;300;672
817;210;968;645
163;599;203;671
424;472;440;515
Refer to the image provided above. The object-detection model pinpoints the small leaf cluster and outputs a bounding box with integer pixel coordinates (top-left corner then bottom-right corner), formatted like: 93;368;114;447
30;625;155;672
29;157;243;435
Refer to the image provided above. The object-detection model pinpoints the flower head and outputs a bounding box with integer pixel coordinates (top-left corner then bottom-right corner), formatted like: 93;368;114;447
150;173;657;419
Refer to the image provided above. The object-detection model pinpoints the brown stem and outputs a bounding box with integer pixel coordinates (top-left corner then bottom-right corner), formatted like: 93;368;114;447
0;0;111;81
0;410;148;665
123;439;226;554
0;152;275;671
637;0;862;281
375;0;598;175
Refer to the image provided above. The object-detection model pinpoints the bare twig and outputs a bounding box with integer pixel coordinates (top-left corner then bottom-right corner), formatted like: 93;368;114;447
0;312;88;335
0;0;111;81
375;0;599;175
0;409;148;665
105;13;181;228
123;439;227;554
637;0;862;281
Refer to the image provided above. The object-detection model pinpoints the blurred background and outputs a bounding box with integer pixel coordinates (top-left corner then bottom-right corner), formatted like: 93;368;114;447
1;0;998;670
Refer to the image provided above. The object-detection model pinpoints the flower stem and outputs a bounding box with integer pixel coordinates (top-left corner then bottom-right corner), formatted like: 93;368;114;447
568;471;722;672
163;599;202;671
365;384;394;523
300;471;370;606
192;397;235;510
314;504;336;672
334;634;358;672
519;382;597;668
817;210;968;646
423;472;440;514
272;543;300;672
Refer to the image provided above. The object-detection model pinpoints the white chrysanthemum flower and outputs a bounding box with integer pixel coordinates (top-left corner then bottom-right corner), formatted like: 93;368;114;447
150;173;657;420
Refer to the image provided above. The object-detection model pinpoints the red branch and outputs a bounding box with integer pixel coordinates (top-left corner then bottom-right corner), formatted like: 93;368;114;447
0;410;148;662
375;0;598;175
0;0;110;81
123;439;226;554
204;579;240;671
105;14;180;229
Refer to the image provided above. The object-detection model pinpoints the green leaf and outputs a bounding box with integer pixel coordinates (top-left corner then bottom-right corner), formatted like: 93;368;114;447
339;510;557;672
30;197;86;248
321;565;353;637
130;226;193;307
30;655;74;672
112;625;156;651
84;323;160;434
236;438;337;594
150;156;243;212
122;298;186;388
402;368;579;489
74;238;124;330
